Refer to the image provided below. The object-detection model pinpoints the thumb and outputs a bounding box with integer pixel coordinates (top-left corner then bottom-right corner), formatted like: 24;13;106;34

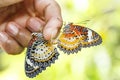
43;18;62;40
43;27;58;40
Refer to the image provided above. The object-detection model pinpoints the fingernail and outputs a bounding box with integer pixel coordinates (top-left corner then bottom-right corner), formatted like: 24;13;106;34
28;18;42;31
0;32;8;44
51;29;58;39
7;23;19;35
44;28;58;40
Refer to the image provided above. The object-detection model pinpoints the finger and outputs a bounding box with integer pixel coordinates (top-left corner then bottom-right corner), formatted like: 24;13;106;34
24;0;35;16
12;10;30;28
34;0;63;40
0;0;22;8
5;22;31;47
43;17;62;40
12;11;45;32
26;17;45;32
0;32;23;54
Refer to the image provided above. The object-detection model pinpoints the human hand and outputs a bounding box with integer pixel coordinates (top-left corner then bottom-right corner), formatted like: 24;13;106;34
0;0;63;54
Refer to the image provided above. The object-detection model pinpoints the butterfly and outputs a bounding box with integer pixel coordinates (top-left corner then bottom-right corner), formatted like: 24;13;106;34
57;23;102;54
25;23;102;78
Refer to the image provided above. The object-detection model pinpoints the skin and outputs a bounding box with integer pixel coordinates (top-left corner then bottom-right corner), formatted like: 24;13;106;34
0;0;63;54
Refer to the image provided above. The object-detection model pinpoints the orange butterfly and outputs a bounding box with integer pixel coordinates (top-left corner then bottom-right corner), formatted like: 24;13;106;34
57;23;102;54
25;23;102;78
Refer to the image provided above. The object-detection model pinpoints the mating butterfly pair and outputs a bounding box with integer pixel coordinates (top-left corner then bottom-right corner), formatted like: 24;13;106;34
25;23;102;78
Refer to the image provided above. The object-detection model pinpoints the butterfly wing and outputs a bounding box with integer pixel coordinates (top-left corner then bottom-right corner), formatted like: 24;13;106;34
25;33;59;78
57;23;82;54
71;24;102;48
57;23;102;54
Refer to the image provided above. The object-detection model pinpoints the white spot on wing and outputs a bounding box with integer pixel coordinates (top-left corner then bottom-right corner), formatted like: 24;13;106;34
87;29;93;42
26;56;39;68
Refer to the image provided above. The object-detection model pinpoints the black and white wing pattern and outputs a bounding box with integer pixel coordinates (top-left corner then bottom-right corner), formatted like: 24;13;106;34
25;33;59;78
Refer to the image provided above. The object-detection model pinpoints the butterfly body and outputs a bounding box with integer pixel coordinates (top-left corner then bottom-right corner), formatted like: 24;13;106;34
25;23;102;78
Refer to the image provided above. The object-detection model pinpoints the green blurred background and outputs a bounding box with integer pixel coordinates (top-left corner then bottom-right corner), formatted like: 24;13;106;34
0;0;120;80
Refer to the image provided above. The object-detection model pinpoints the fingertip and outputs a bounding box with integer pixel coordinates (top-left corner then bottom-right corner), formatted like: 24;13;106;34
6;21;31;48
6;22;19;36
26;17;45;32
4;40;24;55
43;17;63;40
43;27;59;40
0;32;8;44
0;32;24;55
5;46;23;55
43;28;52;40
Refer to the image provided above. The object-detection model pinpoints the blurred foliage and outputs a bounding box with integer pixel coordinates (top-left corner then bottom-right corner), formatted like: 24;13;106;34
0;0;120;80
